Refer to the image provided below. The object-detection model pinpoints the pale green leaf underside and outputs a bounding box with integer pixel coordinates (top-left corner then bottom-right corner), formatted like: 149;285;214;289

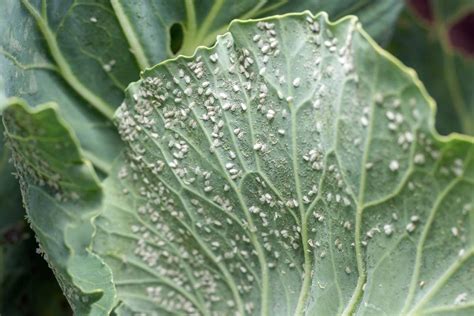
3;11;474;316
0;1;402;314
389;2;474;136
97;12;474;315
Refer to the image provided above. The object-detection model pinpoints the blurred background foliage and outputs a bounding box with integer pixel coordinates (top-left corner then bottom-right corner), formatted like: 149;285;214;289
0;0;472;314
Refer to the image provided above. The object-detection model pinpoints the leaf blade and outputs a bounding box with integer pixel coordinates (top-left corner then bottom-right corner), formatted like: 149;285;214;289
93;12;474;314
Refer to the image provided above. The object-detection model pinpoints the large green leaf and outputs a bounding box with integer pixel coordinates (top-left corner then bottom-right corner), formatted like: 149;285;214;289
96;12;474;314
0;0;403;173
389;1;474;136
0;1;404;312
6;11;473;314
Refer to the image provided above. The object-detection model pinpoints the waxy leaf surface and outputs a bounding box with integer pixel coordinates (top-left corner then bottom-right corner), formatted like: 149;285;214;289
0;1;403;312
101;12;474;314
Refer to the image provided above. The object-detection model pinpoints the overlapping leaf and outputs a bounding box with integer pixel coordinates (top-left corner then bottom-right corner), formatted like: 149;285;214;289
0;0;404;220
2;100;116;315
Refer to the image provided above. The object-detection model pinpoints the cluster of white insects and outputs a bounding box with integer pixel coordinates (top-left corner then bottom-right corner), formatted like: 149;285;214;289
110;12;474;314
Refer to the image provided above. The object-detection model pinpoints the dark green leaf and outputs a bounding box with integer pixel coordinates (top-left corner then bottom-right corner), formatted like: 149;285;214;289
389;1;474;135
111;0;403;62
0;0;405;174
2;99;116;315
0;0;128;169
0;124;23;233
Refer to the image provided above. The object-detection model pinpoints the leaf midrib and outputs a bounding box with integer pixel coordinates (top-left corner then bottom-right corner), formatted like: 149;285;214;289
21;0;115;119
